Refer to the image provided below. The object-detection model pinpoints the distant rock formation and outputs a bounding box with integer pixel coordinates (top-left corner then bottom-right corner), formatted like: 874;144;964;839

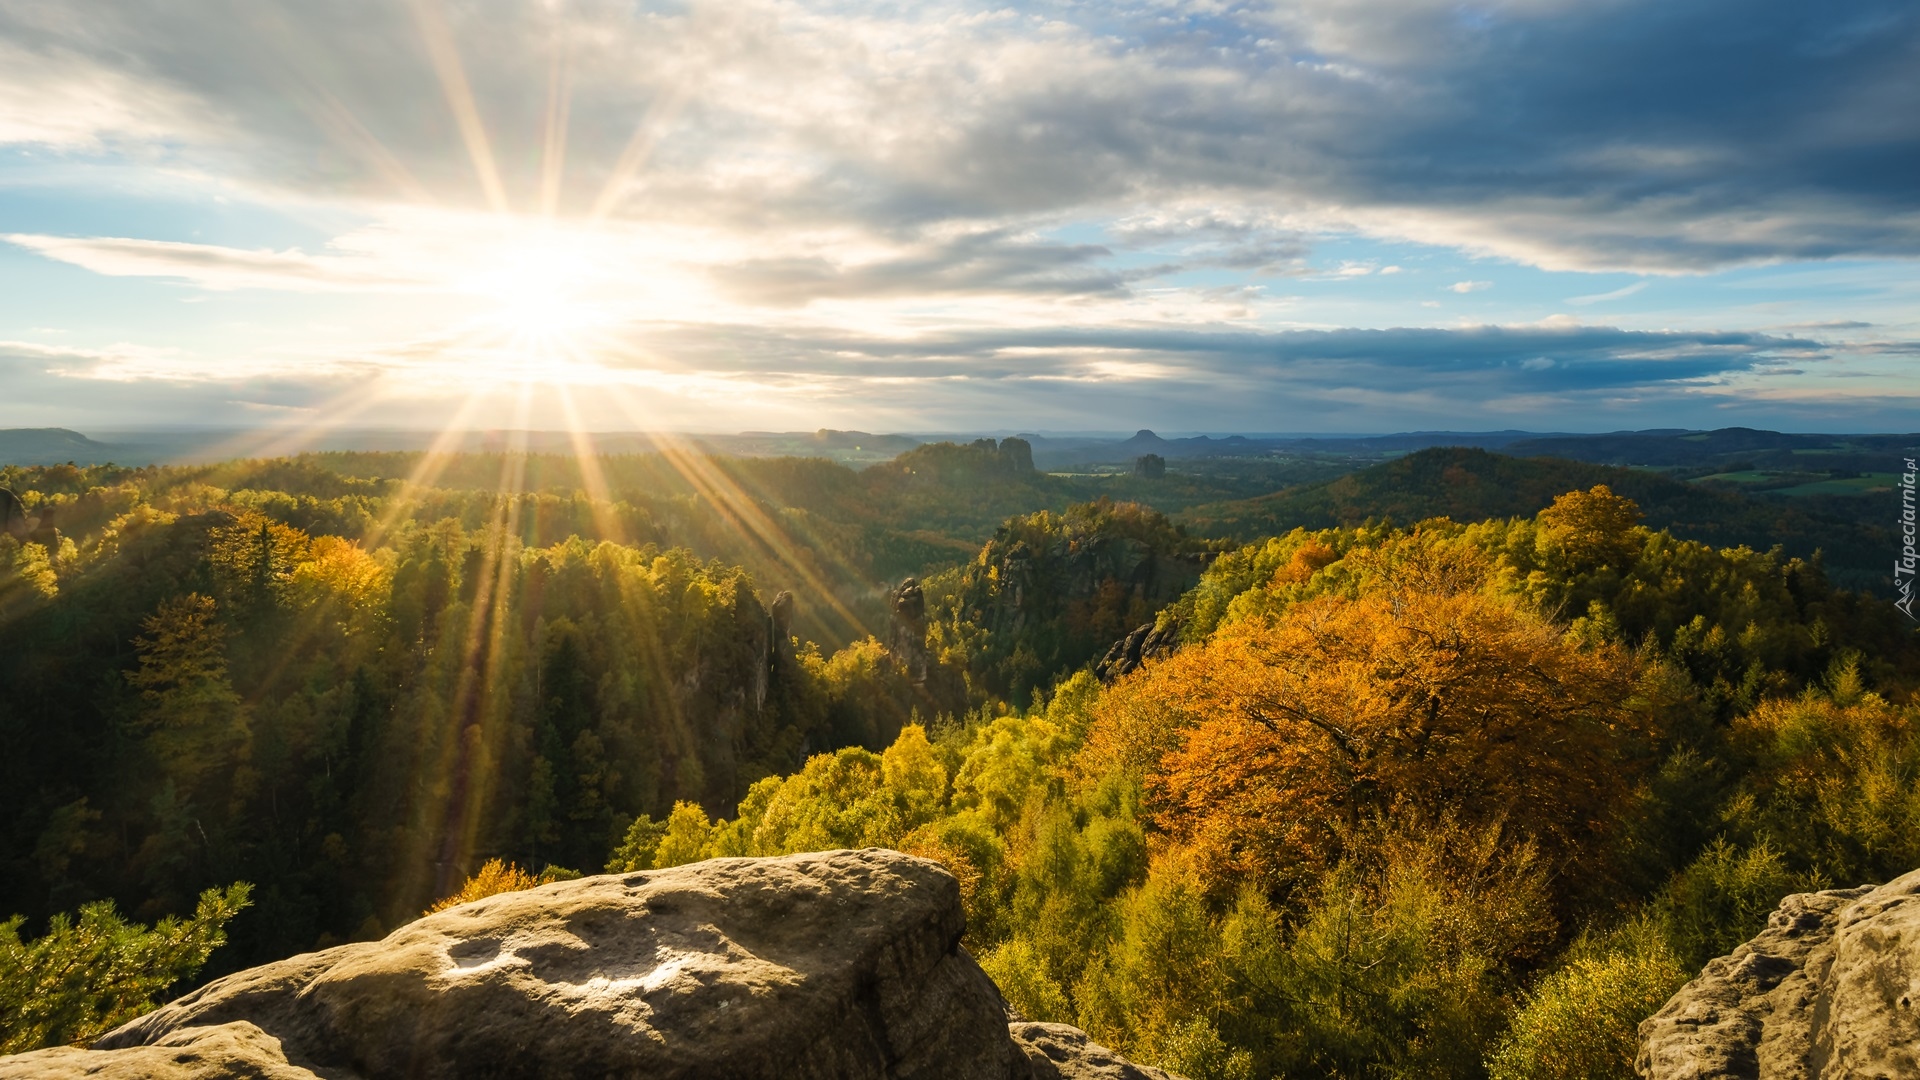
1637;866;1920;1078
882;440;1036;486
889;577;930;685
998;438;1035;475
1093;619;1182;684
0;488;26;539
0;850;1182;1080
1132;454;1165;480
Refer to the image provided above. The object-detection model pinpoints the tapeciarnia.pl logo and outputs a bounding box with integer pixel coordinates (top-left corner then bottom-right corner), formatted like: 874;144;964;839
1898;456;1917;620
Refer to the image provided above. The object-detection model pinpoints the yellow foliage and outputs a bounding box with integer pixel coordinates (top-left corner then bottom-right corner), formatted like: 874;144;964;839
653;802;718;868
207;511;311;606
1486;926;1685;1080
897;826;985;928
882;723;947;815
4;540;58;601
291;536;389;615
1535;484;1644;571
426;859;541;913
952;715;1072;832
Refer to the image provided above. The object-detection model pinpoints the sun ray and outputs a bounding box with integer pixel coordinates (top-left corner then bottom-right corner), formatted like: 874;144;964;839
173;377;401;467
358;388;495;552
306;90;441;207
539;39;573;219
556;382;626;544
603;385;871;642
236;3;439;206
587;81;696;224
428;386;533;896
407;0;511;213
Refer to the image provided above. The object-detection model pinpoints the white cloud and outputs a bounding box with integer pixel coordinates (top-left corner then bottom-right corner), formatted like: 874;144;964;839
0;39;201;148
1566;280;1649;305
3;234;419;292
1447;280;1491;293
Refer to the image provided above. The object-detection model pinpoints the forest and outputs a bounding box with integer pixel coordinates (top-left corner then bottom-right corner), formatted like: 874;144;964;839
2;445;1917;1079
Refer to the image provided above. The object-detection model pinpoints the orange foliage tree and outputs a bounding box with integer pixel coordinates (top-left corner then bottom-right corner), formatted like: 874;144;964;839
1087;588;1644;898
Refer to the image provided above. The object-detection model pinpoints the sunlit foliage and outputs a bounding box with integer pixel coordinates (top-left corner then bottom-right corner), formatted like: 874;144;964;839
2;452;1917;1080
0;884;251;1054
1093;587;1641;901
426;859;579;914
1486;921;1686;1080
922;498;1212;701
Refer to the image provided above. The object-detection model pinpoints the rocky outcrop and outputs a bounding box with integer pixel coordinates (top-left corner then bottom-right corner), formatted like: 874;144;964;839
0;850;1180;1080
1637;867;1920;1079
889;578;930;684
1093;619;1182;685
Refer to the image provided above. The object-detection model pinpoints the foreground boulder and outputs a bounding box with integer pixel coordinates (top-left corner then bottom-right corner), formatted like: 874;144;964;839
1637;866;1920;1078
0;849;1176;1080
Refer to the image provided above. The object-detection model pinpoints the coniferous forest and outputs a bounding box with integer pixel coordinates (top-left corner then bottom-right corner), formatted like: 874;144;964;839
2;444;1918;1079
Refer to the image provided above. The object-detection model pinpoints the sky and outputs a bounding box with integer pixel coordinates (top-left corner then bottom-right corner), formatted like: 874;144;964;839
0;0;1916;435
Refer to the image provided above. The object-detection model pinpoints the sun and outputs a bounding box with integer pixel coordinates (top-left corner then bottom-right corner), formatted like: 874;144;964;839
462;225;612;348
425;216;698;390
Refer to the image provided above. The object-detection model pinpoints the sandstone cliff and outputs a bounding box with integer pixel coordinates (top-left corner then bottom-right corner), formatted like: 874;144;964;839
0;850;1177;1080
1637;866;1920;1079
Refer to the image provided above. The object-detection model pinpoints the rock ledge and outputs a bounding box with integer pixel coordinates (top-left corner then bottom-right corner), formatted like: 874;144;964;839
1637;866;1920;1079
0;849;1178;1080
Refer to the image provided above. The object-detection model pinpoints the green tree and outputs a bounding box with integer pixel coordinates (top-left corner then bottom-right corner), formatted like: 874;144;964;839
1486;922;1686;1080
0;884;252;1054
124;593;248;786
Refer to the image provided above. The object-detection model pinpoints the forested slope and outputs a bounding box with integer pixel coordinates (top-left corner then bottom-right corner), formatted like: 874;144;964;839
4;446;1919;1079
0;453;1204;971
1179;446;1895;589
607;487;1920;1080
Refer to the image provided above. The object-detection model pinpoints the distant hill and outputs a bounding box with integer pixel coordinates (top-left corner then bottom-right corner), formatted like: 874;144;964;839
1506;427;1920;468
1024;428;1573;469
1177;447;1896;589
1017;425;1920;472
0;428;126;466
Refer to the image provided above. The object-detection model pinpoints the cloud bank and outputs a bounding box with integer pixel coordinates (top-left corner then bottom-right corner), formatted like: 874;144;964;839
0;0;1916;431
2;0;1915;273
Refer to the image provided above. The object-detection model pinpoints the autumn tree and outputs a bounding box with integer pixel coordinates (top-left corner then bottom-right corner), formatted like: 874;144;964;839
208;511;310;618
1090;589;1643;899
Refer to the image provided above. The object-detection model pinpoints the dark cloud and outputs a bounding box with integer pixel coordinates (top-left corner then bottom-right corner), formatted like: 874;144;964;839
605;319;1822;396
614;317;1908;432
711;230;1141;305
3;321;1908;434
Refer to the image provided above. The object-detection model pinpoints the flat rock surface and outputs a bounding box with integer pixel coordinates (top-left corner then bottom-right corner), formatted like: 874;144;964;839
0;1021;341;1080
1638;866;1920;1079
6;850;1016;1080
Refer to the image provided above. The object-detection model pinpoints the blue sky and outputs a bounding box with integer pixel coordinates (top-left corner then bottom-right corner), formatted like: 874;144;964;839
0;0;1915;434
